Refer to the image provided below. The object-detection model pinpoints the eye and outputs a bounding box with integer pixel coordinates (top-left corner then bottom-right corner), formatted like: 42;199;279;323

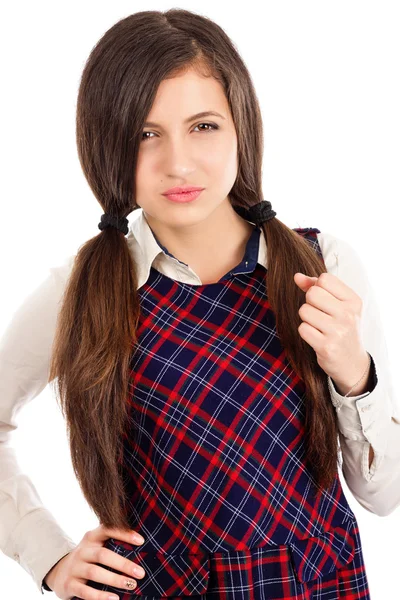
193;122;219;133
141;131;155;142
141;122;219;142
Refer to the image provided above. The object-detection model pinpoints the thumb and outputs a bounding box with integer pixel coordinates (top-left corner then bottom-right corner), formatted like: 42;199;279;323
294;272;319;291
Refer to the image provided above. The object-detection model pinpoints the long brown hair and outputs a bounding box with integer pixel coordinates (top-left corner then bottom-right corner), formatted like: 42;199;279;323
49;8;339;532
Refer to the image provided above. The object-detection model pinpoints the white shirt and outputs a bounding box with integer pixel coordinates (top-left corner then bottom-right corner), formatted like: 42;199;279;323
1;208;399;594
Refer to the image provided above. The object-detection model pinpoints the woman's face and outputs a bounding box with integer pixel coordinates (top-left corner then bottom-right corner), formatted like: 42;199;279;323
135;66;238;230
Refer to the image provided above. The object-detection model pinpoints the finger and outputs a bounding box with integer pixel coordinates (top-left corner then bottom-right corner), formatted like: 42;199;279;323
294;273;318;291
304;284;342;318
299;303;332;333
81;560;139;593
70;579;122;600
91;525;145;545
81;545;146;580
314;272;354;302
298;321;325;349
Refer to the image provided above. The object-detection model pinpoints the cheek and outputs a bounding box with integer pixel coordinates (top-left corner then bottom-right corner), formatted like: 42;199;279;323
206;136;237;173
135;152;144;184
135;152;156;189
210;139;238;187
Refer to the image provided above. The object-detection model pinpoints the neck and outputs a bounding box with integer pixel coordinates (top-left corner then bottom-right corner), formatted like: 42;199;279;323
144;200;255;283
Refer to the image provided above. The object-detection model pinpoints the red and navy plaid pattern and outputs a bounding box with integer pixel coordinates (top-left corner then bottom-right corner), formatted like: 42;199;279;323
75;226;370;599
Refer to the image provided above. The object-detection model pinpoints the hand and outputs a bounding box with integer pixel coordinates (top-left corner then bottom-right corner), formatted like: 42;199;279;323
293;272;367;382
43;523;146;599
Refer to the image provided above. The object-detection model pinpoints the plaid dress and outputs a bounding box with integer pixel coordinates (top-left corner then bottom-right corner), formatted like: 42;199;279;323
80;226;371;599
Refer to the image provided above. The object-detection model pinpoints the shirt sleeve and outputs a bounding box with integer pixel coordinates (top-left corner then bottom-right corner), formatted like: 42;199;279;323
317;231;400;517
0;256;78;594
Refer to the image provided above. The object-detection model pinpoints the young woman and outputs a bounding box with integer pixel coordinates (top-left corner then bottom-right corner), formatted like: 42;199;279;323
1;8;399;600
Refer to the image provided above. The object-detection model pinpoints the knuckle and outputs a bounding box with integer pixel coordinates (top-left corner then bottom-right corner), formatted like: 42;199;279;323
87;563;97;580
72;583;86;599
305;287;314;300
97;548;107;563
318;272;329;284
343;311;355;326
74;548;83;565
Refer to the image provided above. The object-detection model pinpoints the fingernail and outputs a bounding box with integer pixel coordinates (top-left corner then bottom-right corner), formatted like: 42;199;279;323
132;532;145;544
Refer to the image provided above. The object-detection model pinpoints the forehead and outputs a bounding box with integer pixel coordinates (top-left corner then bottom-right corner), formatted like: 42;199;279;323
145;69;230;125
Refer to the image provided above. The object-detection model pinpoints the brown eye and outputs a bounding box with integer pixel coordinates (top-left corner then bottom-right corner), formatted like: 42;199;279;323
141;131;154;141
193;122;219;133
141;122;219;142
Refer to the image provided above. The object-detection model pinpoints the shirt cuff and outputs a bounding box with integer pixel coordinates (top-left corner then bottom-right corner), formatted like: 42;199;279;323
328;352;377;405
327;353;392;455
3;507;77;595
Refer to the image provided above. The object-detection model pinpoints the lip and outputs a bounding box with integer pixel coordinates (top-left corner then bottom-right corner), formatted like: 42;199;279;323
163;189;204;203
162;185;205;195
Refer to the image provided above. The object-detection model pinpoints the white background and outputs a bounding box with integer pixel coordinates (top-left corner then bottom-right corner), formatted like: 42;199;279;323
0;1;399;598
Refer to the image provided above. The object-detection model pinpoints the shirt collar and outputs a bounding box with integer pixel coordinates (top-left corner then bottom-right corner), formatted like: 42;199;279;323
127;208;268;289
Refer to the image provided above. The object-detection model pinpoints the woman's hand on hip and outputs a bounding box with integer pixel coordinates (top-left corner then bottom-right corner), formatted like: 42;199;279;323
43;523;146;599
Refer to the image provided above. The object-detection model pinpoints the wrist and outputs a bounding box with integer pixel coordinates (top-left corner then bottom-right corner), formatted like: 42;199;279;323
331;351;372;397
43;553;67;592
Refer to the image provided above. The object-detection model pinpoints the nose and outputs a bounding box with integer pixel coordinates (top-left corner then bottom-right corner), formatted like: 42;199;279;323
162;134;196;174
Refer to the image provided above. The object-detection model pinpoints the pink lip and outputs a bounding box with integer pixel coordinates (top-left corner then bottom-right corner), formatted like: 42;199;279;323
162;185;205;195
163;189;204;203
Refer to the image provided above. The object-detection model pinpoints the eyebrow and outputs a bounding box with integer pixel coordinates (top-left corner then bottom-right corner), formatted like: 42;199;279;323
143;111;226;128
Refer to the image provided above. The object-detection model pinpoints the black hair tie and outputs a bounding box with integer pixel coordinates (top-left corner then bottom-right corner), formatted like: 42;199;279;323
98;213;129;235
233;200;276;226
98;201;276;235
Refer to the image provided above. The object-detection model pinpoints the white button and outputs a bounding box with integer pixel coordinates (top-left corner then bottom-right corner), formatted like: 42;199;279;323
14;552;20;562
361;405;371;412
